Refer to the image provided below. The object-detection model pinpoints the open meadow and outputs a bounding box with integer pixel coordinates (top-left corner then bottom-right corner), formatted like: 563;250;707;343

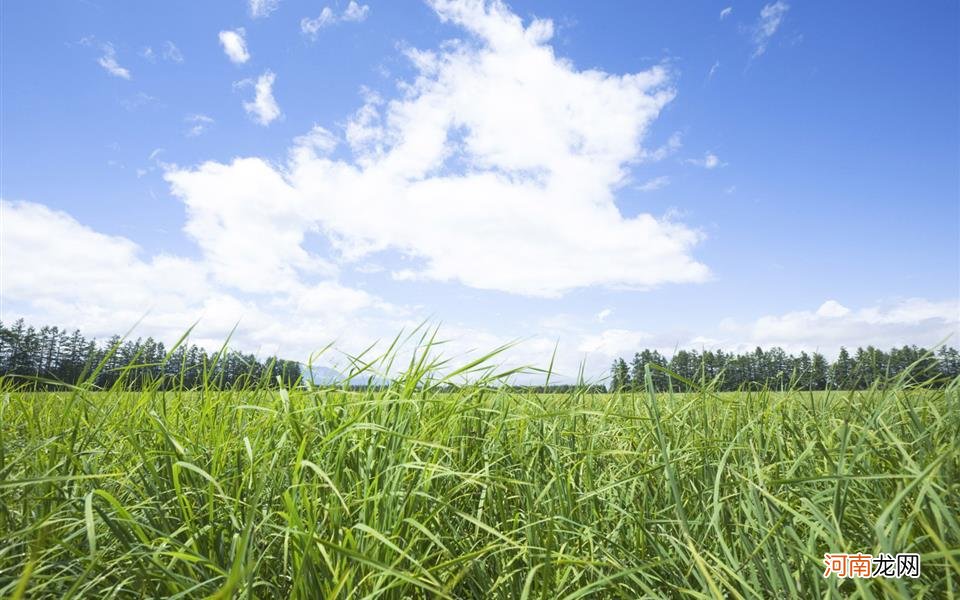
1;361;958;598
3;0;959;598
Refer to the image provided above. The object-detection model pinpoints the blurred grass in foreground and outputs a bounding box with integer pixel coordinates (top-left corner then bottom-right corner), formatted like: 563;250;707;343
0;332;957;598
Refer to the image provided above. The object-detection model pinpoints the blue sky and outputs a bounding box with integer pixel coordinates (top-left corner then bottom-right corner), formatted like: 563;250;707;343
2;0;958;378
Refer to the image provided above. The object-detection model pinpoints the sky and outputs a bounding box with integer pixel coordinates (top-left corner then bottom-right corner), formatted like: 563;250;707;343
1;0;958;380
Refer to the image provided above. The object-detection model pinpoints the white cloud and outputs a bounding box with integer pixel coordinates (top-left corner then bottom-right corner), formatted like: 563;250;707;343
816;299;850;318
249;0;280;19
752;1;789;58
720;7;733;19
568;298;960;368
242;70;281;125
301;1;370;37
2;1;751;378
641;132;682;162
3;200;955;378
723;298;959;355
686;152;723;169
636;175;670;192
165;157;325;292
187;0;706;297
219;29;250;64
301;8;336;36
578;328;651;356
1;200;208;329
295;281;389;316
689;335;721;347
291;125;339;160
342;1;371;22
185;114;214;137
355;263;385;274
162;41;184;63
97;43;131;79
0;199;397;361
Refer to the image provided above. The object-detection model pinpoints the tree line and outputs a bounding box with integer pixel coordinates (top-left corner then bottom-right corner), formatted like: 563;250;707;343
4;318;956;393
610;345;959;392
0;319;301;390
505;384;608;394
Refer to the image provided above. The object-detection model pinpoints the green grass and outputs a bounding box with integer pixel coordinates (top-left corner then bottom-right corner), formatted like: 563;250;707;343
0;342;958;598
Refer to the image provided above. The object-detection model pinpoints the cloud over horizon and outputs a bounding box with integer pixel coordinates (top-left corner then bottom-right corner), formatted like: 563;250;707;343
191;0;709;298
1;197;955;376
4;0;713;373
2;0;954;381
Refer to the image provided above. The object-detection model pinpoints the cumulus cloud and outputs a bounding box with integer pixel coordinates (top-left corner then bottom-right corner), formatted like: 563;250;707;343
301;8;335;35
2;199;955;378
578;328;651;356
192;0;707;297
1;200;208;331
752;1;789;58
165;157;330;292
570;298;959;369
720;299;959;355
291;125;339;160
816;299;850;318
249;0;280;19
0;200;519;377
0;199;396;360
342;1;371;22
19;1;897;381
97;43;131;79
686;152;723;169
301;1;370;37
242;71;281;125
219;29;250;64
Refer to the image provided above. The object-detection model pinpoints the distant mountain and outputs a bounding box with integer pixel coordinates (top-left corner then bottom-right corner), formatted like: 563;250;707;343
302;365;345;384
300;365;391;386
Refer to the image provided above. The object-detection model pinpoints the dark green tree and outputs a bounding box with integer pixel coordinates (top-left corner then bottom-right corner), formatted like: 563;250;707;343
610;358;630;392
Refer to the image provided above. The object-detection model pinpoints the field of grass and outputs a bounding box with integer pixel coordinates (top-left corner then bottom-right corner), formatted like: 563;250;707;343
1;353;958;598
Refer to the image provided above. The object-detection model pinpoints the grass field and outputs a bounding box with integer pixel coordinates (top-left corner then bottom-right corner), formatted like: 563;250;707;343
1;353;958;598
